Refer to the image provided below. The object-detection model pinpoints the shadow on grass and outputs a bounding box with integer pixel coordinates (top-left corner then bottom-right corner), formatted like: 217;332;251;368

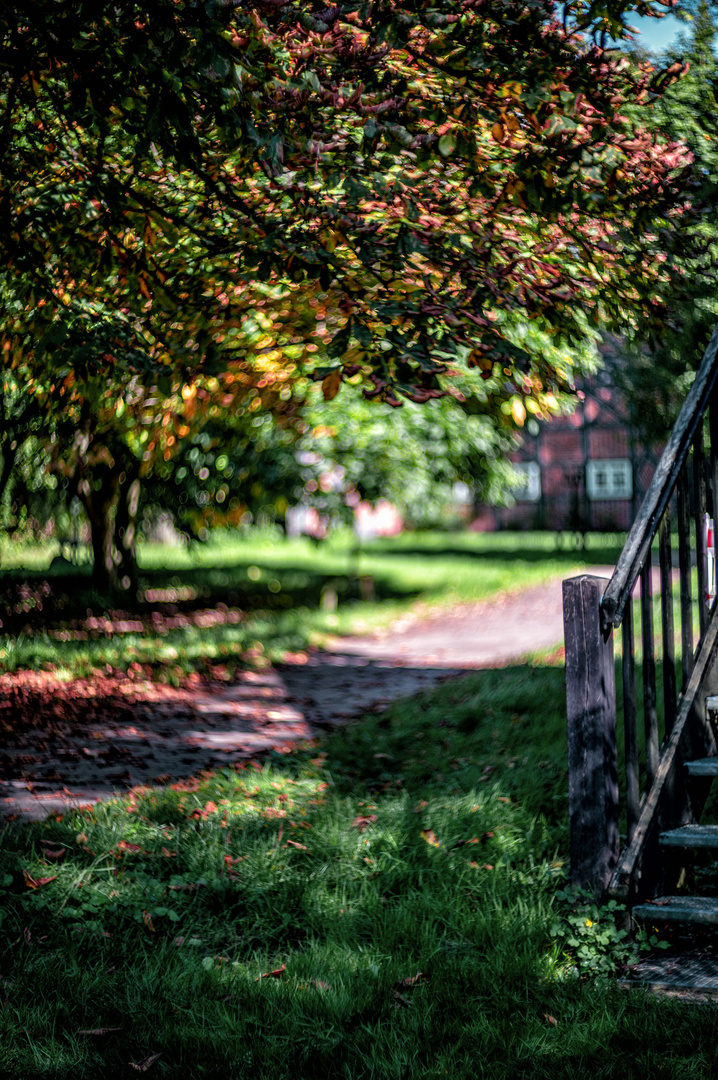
0;556;423;639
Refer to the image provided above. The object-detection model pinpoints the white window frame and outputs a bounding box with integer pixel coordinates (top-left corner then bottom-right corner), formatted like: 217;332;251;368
586;458;633;501
512;461;541;503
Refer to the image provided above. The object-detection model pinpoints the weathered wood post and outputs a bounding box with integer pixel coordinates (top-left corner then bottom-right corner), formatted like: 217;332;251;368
563;575;619;896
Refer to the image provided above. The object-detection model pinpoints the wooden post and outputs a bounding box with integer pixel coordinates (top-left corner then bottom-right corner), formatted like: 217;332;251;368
563;576;619;896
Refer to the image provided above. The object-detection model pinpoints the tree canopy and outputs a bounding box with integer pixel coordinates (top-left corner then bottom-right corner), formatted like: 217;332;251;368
1;0;695;418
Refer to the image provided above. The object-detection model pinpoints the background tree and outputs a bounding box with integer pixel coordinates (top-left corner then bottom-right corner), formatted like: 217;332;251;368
610;1;718;439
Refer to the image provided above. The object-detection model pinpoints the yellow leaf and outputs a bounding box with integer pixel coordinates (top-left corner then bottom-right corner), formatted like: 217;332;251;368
491;122;504;143
421;829;441;848
511;398;526;427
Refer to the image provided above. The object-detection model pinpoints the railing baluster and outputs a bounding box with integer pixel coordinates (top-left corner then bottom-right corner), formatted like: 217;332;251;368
677;463;694;687
640;560;659;789
709;390;718;615
622;594;639;841
660;513;677;736
694;425;707;638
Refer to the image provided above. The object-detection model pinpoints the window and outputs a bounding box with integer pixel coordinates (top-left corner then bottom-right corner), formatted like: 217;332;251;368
512;461;541;502
586;459;632;501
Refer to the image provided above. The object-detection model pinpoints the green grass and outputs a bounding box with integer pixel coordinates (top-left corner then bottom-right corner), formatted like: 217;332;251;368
1;655;718;1079
0;529;622;682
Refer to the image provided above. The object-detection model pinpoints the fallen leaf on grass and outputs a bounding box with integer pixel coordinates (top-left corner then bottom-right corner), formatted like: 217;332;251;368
78;1027;123;1037
115;841;145;855
41;847;67;861
142;911;156;932
543;1014;558;1026
394;973;428;989
310;980;331;991
392;991;414;1008
23;927;31;945
23;871;57;889
415;800;428;813
286;840;309;852
161;847;177;858
257;964;286;980
352;815;377;832
129;1052;162;1072
420;829;440;848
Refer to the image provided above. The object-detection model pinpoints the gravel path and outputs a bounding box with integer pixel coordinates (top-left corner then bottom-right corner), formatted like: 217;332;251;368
0;569;615;819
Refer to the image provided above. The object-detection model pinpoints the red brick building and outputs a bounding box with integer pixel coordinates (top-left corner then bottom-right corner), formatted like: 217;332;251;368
478;364;661;533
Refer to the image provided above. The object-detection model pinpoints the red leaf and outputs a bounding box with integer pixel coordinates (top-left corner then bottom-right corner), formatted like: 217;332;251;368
543;1014;558;1026
286;840;309;852
142;911;156;932
258;964;286;979
23;871;57;889
116;841;144;854
41;847;67;861
394;973;428;989
161;848;177;858
351;814;377;832
129;1052;162;1072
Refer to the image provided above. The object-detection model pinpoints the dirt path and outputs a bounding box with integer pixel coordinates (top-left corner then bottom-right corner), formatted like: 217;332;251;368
0;569;614;819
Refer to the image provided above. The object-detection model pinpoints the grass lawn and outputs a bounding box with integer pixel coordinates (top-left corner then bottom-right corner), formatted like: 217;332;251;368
1;651;717;1079
0;529;622;682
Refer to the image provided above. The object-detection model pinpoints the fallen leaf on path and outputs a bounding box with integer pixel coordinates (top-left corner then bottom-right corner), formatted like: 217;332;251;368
420;829;440;848
23;871;57;889
78;1027;123;1036
129;1052;162;1072
352;814;377;832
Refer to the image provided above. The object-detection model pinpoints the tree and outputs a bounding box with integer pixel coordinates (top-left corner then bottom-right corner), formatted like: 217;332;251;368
0;0;697;423
609;1;718;440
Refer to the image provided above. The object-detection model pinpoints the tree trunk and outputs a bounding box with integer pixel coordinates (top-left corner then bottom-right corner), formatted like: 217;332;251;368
78;464;123;592
114;464;142;592
77;453;142;593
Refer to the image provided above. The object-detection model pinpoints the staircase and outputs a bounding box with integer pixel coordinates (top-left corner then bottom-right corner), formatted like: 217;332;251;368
563;324;718;991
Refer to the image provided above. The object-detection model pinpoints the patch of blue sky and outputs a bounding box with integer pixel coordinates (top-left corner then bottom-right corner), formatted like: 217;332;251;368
617;12;684;53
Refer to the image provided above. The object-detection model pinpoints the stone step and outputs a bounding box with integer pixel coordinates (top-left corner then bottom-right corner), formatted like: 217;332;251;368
660;825;718;848
619;951;718;996
685;758;718;776
633;895;718;925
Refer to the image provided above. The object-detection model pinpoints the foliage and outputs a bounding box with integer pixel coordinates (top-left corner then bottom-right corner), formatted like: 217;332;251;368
609;2;718;441
0;0;698;421
549;887;668;979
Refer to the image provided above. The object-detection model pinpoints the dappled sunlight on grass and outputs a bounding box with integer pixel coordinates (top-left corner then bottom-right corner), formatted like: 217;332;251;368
2;655;718;1078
